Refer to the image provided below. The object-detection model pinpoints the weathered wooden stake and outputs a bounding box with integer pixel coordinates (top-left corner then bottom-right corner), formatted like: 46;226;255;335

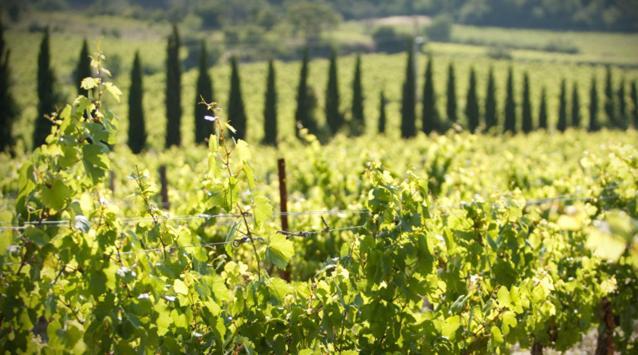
277;158;289;232
277;158;291;282
159;165;169;210
595;297;616;355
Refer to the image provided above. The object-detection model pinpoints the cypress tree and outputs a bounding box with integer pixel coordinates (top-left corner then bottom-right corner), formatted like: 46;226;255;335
604;66;615;128
557;79;568;132
503;67;516;134
263;59;277;146
589;75;599;132
33;29;56;149
0;19;17;153
228;57;247;140
631;81;638;129
194;41;214;145
295;49;318;137
128;51;146;154
618;77;627;130
400;45;416;138
465;67;479;133
484;67;498;132
74;39;91;96
521;72;533;134
571;82;581;128
378;90;387;134
351;55;365;136
325;48;342;135
422;57;439;134
165;24;182;148
446;62;457;123
538;87;548;130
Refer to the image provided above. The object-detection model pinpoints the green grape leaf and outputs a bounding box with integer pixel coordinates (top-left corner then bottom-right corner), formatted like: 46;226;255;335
81;77;100;90
497;286;511;308
491;326;504;343
266;234;294;269
441;315;461;340
41;178;71;211
253;194;272;228
174;279;189;295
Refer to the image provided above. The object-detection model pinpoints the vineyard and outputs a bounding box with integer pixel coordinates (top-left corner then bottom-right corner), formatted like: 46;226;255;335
0;55;637;353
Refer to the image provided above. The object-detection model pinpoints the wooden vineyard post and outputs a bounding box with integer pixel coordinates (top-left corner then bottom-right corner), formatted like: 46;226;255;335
595;297;616;355
277;158;291;282
159;165;169;210
278;158;289;233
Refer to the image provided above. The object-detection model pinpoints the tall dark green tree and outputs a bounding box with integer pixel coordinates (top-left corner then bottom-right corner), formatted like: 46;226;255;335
571;82;581;128
465;67;479;133
351;55;365;136
503;67;516;134
263;59;278;146
0;19;17;153
557;79;568;132
589;75;599;132
484;67;498;132
521;72;533;133
295;49;319;137
538;87;548;130
618;77;627;130
422;57;439;134
631;81;638;129
194;41;214;145
446;62;457;123
228;57;247;140
400;45;416;138
165;25;182;148
128;51;146;154
378;90;387;134
33;29;56;149
325;48;342;135
74;39;91;96
604;66;615;128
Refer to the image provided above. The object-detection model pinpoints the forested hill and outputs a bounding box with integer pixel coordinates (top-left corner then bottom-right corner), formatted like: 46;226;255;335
2;0;638;32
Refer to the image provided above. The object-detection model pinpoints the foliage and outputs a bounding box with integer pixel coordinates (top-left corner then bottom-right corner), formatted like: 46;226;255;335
127;51;145;154
165;25;182;148
504;67;516;133
465;67;479;133
557;79;568;132
485;66;498;132
228;57;247;140
350;55;364;136
521;72;533;133
295;49;319;138
446;62;457;123
589;76;600;132
33;29;56;150
262;59;277;146
372;26;411;54
400;46;416;138
325;48;342;135
538;87;548;130
74;39;91;97
194;41;214;145
0;18;17;153
422;57;440;134
378;90;386;134
425;14;453;42
572;82;581;128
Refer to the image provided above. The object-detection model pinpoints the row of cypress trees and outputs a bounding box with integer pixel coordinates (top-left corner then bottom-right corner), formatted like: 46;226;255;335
2;27;638;154
400;49;638;137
